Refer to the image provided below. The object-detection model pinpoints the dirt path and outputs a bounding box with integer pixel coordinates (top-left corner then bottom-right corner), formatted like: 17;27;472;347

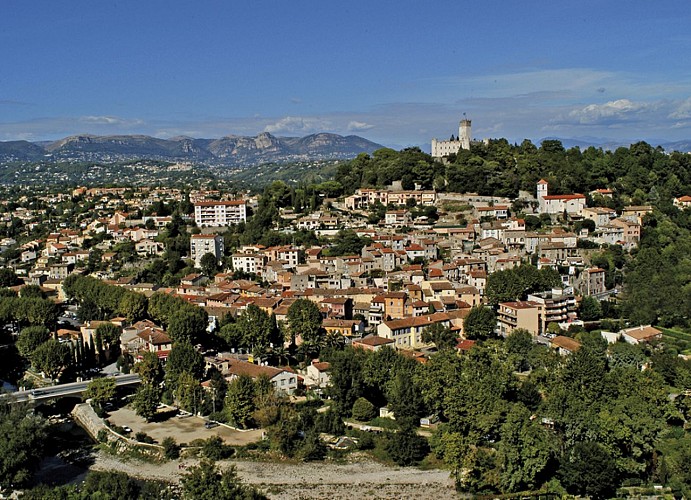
91;451;457;499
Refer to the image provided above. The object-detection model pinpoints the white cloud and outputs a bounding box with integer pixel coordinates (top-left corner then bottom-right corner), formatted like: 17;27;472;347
566;99;652;124
347;121;374;131
80;115;144;126
668;97;691;120
263;116;331;134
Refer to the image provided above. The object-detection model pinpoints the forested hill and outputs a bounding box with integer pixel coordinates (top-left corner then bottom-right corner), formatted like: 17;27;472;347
335;140;691;202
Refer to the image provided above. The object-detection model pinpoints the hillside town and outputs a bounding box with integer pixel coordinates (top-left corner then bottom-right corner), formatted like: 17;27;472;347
1;179;655;352
1;143;690;498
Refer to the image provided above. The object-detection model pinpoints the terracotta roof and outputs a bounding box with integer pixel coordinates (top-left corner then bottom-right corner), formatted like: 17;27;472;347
500;301;540;309
311;361;331;372
542;194;585;200
194;200;245;206
354;336;395;347
550;335;581;352
137;328;171;345
226;359;285;379
621;325;662;341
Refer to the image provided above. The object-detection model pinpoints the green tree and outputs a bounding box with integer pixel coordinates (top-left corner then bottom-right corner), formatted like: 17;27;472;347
16;325;50;359
608;341;646;370
167;307;208;345
18;285;45;299
0;268;20;287
464;306;497;340
84;377;117;409
386;363;427;428
498;403;556;492
162;436;180;460
175;371;204;414
81;470;141;500
421;322;457;350
132;384;161;422
287;299;323;356
200;252;219;277
202;435;231;460
504;328;533;371
225;375;257;429
32;339;72;380
95;322;121;351
118;292;148;322
325;347;366;416
580;295;602;321
558;441;619;498
384;427;429;466
134;351;164;386
180;460;266;500
300;428;327;461
0;403;48;489
351;397;377;422
165;342;204;390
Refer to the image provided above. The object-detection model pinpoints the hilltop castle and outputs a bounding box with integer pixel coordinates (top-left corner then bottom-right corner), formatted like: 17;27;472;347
431;118;471;158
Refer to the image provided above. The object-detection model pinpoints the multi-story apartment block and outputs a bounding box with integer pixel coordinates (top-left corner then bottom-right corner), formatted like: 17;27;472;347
582;267;606;296
190;234;225;268
496;301;541;336
527;288;577;333
194;200;247;227
231;253;266;275
344;189;437;210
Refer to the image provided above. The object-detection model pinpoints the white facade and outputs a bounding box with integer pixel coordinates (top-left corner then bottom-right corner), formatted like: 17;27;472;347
190;234;225;267
537;180;586;215
231;253;266;275
431;119;471;158
194;201;247;227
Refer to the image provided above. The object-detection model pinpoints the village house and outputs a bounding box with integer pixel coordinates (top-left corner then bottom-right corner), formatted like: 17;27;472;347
620;325;662;345
206;355;297;394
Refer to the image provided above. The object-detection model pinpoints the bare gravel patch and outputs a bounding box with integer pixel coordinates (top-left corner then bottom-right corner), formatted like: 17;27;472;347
91;451;456;499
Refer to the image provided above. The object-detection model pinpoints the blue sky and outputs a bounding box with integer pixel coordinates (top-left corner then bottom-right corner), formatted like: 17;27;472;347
2;0;690;147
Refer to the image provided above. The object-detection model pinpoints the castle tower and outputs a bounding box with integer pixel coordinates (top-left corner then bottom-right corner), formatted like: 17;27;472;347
459;119;471;150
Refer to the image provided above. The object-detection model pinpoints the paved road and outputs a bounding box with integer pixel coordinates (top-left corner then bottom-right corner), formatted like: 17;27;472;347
1;373;141;403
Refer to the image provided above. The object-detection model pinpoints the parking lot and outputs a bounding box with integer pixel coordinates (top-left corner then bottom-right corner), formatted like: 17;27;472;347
107;405;263;446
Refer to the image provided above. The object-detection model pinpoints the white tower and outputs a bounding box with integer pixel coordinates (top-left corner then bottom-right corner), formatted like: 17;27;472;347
537;179;548;213
459;119;471;150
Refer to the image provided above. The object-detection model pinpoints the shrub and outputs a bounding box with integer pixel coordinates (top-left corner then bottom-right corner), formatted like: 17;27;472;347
97;428;109;443
135;431;155;444
351;397;377;422
202;436;233;461
384;427;429;466
162;437;180;460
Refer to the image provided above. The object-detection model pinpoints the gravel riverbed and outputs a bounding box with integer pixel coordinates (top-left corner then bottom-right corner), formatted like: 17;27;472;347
92;451;457;499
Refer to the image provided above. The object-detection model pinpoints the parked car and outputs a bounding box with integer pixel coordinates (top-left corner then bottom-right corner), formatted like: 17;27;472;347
204;420;219;429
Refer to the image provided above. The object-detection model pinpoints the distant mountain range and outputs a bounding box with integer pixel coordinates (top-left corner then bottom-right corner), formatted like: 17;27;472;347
0;132;384;166
538;137;691;153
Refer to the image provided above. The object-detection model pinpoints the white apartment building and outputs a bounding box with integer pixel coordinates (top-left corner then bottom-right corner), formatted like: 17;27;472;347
194;200;247;227
190;234;225;267
231;253;266;275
